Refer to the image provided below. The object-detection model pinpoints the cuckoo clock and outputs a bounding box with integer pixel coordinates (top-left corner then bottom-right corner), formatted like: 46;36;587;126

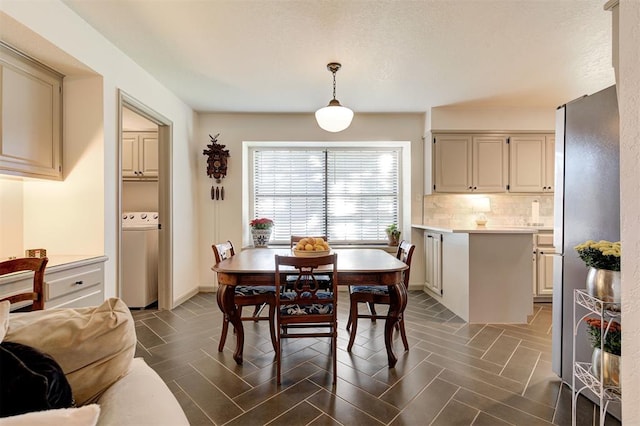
203;133;230;200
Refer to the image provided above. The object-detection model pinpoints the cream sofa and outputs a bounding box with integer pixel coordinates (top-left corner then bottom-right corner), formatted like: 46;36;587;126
0;298;188;425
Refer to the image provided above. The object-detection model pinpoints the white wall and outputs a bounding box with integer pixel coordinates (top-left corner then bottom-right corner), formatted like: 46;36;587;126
195;113;425;289
23;76;104;256
619;1;640;422
0;178;23;258
1;1;198;302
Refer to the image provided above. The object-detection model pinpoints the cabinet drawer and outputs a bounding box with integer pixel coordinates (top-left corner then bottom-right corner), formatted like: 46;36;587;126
536;233;554;246
45;265;103;300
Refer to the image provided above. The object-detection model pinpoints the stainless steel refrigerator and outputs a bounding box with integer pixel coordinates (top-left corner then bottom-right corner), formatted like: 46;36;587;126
552;85;620;405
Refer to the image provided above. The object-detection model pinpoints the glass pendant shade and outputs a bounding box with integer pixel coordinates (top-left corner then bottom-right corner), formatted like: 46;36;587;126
315;100;354;133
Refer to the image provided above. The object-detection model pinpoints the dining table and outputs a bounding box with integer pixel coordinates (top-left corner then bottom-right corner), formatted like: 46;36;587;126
212;248;409;368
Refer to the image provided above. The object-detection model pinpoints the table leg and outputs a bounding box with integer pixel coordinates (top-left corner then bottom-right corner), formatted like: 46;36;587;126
217;284;244;364
385;281;408;368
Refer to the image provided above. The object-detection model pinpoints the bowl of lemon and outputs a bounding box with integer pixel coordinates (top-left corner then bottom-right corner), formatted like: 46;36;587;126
292;237;331;257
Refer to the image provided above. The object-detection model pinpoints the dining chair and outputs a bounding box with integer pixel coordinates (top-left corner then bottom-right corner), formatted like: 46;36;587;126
0;257;48;311
274;253;338;385
346;241;415;352
212;241;277;353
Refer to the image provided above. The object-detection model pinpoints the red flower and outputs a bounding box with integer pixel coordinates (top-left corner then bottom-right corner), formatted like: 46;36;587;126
249;218;274;229
584;317;621;355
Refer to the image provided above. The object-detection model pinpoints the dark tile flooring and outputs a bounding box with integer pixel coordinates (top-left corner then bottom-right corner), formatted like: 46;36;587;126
131;291;621;425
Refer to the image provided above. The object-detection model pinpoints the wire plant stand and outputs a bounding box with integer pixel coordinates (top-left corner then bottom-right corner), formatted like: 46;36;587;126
572;289;621;426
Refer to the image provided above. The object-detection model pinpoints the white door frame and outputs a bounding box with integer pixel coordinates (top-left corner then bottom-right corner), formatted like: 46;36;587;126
117;90;174;310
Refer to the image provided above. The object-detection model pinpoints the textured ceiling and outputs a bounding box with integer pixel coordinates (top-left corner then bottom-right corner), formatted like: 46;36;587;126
61;0;615;113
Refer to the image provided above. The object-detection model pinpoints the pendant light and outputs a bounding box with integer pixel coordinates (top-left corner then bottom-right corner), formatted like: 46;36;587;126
315;62;353;132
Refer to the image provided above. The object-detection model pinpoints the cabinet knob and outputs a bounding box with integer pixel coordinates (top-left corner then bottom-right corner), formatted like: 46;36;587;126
468;186;472;190
473;186;477;190
74;280;84;286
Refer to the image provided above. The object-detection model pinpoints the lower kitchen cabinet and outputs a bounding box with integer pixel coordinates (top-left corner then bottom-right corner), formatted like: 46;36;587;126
534;231;555;300
0;256;107;310
424;231;443;295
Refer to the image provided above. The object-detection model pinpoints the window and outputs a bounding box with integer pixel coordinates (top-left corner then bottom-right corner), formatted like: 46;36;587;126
252;147;400;244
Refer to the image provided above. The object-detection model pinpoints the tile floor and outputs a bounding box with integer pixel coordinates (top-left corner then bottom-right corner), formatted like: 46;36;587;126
132;291;621;425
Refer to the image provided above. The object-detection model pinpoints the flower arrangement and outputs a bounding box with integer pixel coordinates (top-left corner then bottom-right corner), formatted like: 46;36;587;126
249;218;274;230
574;240;621;271
585;317;621;355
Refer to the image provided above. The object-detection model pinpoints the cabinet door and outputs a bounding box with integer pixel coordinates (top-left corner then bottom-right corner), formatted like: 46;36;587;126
0;52;62;180
122;133;139;178
509;135;546;192
544;135;555;192
434;135;472;192
537;250;555;296
424;232;443;294
139;132;158;178
473;135;508;192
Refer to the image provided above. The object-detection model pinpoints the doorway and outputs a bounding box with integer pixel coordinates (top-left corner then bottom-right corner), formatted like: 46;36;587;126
118;91;173;310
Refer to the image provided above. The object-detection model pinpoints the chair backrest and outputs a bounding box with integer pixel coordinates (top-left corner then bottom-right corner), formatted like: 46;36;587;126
0;257;48;311
212;241;235;263
275;253;338;311
395;241;415;287
290;235;329;248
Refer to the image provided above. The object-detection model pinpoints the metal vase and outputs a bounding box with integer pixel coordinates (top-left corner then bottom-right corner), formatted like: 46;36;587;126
591;348;621;388
585;267;621;306
251;229;271;248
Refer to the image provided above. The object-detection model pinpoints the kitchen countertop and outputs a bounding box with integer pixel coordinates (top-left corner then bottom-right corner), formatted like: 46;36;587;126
412;224;551;233
0;255;108;283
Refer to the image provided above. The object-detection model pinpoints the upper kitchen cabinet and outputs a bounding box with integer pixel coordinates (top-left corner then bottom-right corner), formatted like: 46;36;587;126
433;134;508;193
509;134;555;193
0;44;63;180
122;132;158;180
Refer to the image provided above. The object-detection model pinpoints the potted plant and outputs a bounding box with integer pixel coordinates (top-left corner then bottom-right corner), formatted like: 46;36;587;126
585;317;621;387
250;218;274;248
385;224;401;246
574;240;621;304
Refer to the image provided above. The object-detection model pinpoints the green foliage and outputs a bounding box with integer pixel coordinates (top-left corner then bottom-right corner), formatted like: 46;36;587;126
585;317;621;355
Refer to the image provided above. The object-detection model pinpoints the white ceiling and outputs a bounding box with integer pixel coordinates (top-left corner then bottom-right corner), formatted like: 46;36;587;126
61;0;615;113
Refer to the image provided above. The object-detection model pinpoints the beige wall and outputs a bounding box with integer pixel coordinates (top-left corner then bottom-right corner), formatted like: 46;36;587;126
1;1;197;303
195;113;425;289
618;0;640;421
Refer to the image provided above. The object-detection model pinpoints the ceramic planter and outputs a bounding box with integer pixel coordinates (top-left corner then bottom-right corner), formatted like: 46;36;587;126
251;228;271;248
586;267;621;308
591;348;621;388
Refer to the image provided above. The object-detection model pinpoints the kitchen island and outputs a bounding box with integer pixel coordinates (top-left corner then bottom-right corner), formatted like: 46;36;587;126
412;224;536;323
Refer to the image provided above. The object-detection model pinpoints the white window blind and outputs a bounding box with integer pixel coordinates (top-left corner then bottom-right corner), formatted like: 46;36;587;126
252;148;400;244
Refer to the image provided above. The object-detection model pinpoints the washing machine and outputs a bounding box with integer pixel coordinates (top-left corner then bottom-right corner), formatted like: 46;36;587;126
122;212;158;308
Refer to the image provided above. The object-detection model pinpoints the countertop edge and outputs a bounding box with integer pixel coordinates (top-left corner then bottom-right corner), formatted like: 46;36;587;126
0;255;108;284
412;224;542;234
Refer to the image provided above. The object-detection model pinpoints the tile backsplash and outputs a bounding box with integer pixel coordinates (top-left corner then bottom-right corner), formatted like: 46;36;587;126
423;193;554;227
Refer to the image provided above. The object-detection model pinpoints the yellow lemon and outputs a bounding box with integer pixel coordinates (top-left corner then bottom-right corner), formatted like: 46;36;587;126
304;244;314;251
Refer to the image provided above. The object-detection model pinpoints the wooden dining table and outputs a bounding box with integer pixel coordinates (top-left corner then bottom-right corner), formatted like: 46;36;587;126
212;248;409;367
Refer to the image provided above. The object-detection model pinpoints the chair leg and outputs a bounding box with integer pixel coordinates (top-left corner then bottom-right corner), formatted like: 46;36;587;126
347;300;359;352
367;302;377;323
232;306;243;334
253;302;267;321
399;317;409;351
332;326;337;385
267;302;277;352
276;328;282;385
218;316;229;352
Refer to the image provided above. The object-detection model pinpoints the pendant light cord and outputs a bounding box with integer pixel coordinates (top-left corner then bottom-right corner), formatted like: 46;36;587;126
332;71;337;101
